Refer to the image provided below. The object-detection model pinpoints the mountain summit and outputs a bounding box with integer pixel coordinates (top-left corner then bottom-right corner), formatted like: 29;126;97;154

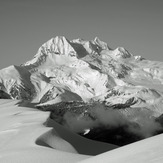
1;36;163;144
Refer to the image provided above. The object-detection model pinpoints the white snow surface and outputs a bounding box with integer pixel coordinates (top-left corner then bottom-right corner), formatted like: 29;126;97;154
79;133;163;163
1;36;163;104
0;99;117;162
1;99;163;163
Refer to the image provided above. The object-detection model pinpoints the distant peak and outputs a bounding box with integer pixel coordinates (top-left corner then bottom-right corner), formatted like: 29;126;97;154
53;35;68;41
46;36;68;45
71;38;84;43
92;37;110;50
113;47;133;58
93;36;100;42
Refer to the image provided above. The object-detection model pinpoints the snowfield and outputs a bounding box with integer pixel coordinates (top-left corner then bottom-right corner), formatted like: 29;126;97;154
0;99;163;163
0;99;117;162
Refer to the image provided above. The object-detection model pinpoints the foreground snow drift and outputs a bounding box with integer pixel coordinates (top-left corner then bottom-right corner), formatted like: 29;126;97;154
80;133;163;163
0;99;117;163
1;99;163;163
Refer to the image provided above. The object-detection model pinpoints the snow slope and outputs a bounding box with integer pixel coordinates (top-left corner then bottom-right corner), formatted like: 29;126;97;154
0;99;117;163
80;133;163;163
1;99;163;163
1;36;163;105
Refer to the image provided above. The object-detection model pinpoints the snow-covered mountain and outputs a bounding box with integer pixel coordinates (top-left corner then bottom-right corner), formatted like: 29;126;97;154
1;36;163;144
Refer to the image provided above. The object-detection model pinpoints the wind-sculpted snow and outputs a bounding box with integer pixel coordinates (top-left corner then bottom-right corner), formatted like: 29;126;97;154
0;99;118;162
1;36;163;145
2;100;163;163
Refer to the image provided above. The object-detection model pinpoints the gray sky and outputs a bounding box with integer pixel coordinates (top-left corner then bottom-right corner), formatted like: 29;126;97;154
0;0;163;69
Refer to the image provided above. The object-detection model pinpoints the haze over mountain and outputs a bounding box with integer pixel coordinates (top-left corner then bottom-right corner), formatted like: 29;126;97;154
1;36;163;145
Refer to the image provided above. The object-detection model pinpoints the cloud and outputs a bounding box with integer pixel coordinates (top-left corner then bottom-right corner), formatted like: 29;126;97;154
61;102;163;140
63;111;98;133
128;115;162;138
92;103;127;127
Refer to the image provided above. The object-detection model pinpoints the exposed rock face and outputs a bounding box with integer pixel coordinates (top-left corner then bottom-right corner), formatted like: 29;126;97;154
0;90;11;99
1;36;163;144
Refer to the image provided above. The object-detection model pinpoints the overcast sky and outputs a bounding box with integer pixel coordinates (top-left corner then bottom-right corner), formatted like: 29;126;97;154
0;0;163;69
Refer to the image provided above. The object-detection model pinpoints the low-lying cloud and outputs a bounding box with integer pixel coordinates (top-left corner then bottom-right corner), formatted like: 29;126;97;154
62;102;163;140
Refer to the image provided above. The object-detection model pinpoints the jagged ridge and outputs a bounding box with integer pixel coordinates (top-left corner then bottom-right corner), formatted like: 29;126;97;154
1;36;163;143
